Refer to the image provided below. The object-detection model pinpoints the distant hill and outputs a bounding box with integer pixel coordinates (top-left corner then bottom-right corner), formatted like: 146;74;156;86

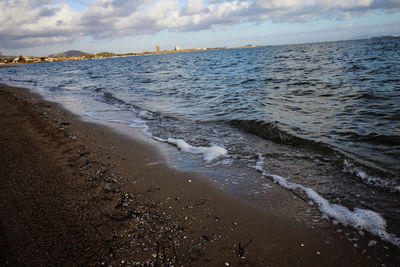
49;50;87;58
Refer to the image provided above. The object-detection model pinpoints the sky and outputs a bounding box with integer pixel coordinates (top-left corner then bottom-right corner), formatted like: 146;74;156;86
1;0;400;57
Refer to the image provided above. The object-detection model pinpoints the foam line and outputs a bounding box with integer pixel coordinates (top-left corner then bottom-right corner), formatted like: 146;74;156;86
268;172;400;246
167;138;228;162
252;156;400;246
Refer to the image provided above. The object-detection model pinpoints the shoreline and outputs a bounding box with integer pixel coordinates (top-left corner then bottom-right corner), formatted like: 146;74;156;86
0;83;398;266
0;45;264;67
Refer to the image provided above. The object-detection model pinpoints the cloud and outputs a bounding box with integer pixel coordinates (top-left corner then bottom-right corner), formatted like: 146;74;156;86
0;0;399;49
181;0;209;15
0;0;81;48
248;0;400;22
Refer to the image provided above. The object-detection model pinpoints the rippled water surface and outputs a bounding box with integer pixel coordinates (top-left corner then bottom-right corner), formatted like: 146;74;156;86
3;38;399;175
1;37;400;244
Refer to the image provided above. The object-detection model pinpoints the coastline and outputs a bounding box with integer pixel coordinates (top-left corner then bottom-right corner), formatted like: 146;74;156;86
0;45;264;67
0;83;398;266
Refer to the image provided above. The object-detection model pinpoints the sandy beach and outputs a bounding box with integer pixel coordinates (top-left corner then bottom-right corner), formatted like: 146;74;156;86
0;82;398;266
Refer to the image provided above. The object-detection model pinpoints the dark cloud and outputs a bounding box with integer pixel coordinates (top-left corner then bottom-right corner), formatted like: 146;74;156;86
39;6;57;17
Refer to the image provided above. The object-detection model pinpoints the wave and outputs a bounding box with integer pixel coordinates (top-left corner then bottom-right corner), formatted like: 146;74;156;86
354;92;390;101
101;92;126;105
230;119;335;154
335;131;400;146
230;119;398;187
240;78;256;84
356;134;400;147
343;160;399;192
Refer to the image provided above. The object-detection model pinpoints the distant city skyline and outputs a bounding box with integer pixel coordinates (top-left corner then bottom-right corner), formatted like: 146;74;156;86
1;0;400;57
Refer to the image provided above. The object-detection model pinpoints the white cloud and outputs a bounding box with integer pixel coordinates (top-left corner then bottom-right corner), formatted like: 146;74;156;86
254;0;303;10
0;0;81;48
181;0;209;15
0;0;399;49
250;0;400;22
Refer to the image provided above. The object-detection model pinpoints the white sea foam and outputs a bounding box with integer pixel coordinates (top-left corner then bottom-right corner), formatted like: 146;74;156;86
129;117;151;132
127;118;228;162
267;172;400;246
138;110;155;120
167;138;228;162
343;160;397;191
251;157;400;247
254;153;265;172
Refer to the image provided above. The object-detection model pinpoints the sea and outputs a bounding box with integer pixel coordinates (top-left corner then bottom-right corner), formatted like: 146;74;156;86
1;37;400;246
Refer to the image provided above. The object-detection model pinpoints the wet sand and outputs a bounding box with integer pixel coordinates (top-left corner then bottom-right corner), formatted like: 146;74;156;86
0;83;398;266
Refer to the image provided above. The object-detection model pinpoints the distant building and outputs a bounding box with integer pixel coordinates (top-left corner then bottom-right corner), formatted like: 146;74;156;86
174;45;180;51
156;45;160;53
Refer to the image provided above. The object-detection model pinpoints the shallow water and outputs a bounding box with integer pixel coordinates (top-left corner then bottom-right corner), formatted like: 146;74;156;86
1;37;400;245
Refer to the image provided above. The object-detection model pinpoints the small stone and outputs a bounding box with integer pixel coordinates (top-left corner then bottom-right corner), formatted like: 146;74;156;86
225;263;230;266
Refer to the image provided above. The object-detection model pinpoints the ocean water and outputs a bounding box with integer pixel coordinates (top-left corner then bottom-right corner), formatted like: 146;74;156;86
1;37;400;245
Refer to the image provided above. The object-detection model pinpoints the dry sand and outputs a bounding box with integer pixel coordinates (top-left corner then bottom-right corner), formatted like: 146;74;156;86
0;83;398;266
